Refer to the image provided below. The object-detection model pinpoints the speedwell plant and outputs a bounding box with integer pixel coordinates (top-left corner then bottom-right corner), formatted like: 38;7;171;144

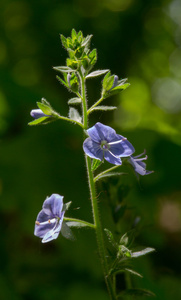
29;29;154;300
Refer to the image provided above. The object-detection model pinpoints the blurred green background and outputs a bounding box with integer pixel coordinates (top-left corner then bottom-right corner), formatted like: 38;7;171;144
0;0;181;299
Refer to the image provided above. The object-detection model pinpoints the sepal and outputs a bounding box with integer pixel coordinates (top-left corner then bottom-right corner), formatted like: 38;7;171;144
28;117;50;126
101;72;130;98
63;201;72;212
61;222;75;241
91;159;102;171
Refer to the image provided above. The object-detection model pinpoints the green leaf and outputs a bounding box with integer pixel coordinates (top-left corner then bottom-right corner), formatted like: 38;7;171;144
77;30;83;42
111;83;130;92
104;228;118;249
71;28;77;41
53;66;75;73
68;97;82;105
118;288;155;298
124;268;143;278
68;107;82;123
109;268;143;278
61;222;75;241
89;106;117;113
88;49;97;66
94;172;125;182
117;78;128;85
81;34;93;48
86;69;109;79
131;247;155;258
91;159;102;171
28;117;48;126
102;71;111;89
56;75;68;88
41;98;51;106
66;221;89;228
60;34;67;49
69;72;79;92
37;102;52;115
105;75;115;91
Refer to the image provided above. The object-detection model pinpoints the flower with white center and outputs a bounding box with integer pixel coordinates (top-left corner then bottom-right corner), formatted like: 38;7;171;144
83;122;135;165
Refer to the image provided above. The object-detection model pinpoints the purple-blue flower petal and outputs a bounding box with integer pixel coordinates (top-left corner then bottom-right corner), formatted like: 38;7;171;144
128;154;153;176
43;194;64;217
42;211;65;243
109;134;135;157
83;138;104;160
30;109;48;119
104;151;122;165
87;122;118;143
34;220;55;238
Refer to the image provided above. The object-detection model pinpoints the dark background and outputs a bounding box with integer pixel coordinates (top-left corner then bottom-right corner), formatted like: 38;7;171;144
0;0;181;299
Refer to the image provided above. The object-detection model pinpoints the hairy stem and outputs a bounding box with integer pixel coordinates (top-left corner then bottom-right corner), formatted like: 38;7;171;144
80;71;116;300
87;96;104;114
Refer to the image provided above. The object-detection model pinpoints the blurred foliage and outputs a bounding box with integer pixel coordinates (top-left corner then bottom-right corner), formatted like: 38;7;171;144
0;0;181;299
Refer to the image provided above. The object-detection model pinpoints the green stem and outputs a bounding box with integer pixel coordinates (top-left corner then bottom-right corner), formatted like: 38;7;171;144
94;165;122;182
86;156;116;299
80;74;88;129
57;115;84;128
80;71;116;300
87;96;104;115
64;217;95;229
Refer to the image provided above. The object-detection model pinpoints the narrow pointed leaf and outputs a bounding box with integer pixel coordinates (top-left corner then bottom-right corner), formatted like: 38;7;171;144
68;97;82;105
104;228;118;249
37;102;52;115
28;117;48;126
56;75;68;88
94;172;125;182
89;106;117;113
118;288;155;298
117;78;128;85
89;49;97;66
82;34;93;47
124;268;143;278
132;247;155;258
111;83;130;92
53;66;75;73
60;34;67;49
91;159;102;171
63;201;72;212
66;221;89;228
86;69;109;79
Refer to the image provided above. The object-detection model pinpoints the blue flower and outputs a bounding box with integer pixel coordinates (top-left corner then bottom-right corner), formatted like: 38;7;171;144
30;109;51;119
34;194;65;243
128;151;153;176
83;122;135;165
